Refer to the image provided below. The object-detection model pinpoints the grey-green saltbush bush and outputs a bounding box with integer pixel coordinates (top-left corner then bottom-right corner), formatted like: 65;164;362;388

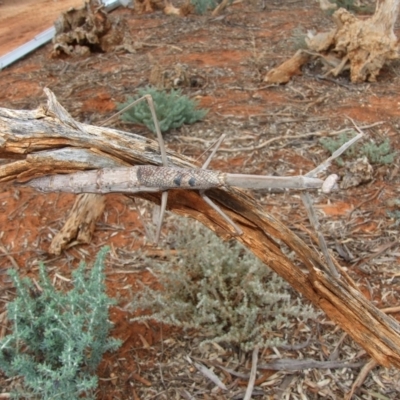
320;132;395;166
361;139;395;165
130;219;319;352
190;0;217;14
0;247;121;400
189;0;233;15
290;27;308;50
118;86;208;133
324;0;375;14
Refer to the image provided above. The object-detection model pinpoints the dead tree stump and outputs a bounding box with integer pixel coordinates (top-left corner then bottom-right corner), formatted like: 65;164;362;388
264;0;400;83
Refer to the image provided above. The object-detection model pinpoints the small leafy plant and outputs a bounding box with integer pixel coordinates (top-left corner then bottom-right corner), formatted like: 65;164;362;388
0;247;121;400
319;132;358;166
360;139;395;165
130;218;319;352
324;0;375;15
388;210;400;226
189;0;234;14
386;199;400;226
190;0;217;14
290;27;308;50
338;0;375;13
118;86;208;133
320;132;395;166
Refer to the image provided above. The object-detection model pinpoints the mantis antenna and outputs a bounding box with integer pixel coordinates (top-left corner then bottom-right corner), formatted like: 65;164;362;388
101;94;168;167
101;94;168;243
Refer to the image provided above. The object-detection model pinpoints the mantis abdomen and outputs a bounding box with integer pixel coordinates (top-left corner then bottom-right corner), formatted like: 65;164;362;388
26;165;226;194
24;165;331;194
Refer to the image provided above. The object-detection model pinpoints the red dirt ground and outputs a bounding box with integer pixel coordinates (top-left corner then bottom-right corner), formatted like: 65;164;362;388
1;0;400;399
0;0;84;57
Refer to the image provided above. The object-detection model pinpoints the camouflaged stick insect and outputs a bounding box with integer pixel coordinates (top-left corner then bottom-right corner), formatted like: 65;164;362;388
25;94;356;243
101;94;242;242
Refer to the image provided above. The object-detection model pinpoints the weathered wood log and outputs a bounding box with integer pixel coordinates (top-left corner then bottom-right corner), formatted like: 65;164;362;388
1;90;400;368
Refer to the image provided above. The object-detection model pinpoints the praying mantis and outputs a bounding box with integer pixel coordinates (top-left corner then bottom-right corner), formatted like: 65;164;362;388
24;94;362;243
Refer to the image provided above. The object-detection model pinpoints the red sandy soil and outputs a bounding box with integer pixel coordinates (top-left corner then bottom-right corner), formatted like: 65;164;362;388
0;0;84;57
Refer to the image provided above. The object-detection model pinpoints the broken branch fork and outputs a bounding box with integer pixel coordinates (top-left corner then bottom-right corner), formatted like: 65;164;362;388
2;89;400;369
9;89;344;242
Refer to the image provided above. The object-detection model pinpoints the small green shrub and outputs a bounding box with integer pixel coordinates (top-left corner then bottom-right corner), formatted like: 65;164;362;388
129;218;319;352
319;132;395;166
387;199;400;226
190;0;217;14
360;139;395;165
290;27;308;50
324;0;375;15
0;247;121;400
118;86;208;133
189;0;233;14
319;131;357;166
387;209;400;225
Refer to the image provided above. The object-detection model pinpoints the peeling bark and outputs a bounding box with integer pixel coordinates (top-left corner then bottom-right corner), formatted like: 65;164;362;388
1;90;400;368
49;193;106;255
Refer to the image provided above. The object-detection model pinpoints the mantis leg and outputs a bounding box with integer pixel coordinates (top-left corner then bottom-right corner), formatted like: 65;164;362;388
101;94;168;167
200;191;242;235
199;134;243;235
102;94;169;244
155;191;169;243
201;134;226;169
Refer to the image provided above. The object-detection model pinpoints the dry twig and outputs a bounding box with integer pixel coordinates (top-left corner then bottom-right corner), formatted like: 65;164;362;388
345;358;379;400
243;346;259;400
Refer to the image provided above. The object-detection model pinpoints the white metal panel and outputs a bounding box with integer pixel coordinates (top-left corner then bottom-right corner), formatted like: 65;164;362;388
0;0;122;70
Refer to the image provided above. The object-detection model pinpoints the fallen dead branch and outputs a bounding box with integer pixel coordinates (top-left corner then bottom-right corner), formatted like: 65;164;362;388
258;359;366;371
265;0;400;84
264;50;310;84
243;347;259;400
1;91;400;369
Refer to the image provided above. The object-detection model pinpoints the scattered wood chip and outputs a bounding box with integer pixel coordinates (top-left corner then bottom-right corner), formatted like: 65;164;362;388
186;356;227;390
341;156;373;189
346;358;378;400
